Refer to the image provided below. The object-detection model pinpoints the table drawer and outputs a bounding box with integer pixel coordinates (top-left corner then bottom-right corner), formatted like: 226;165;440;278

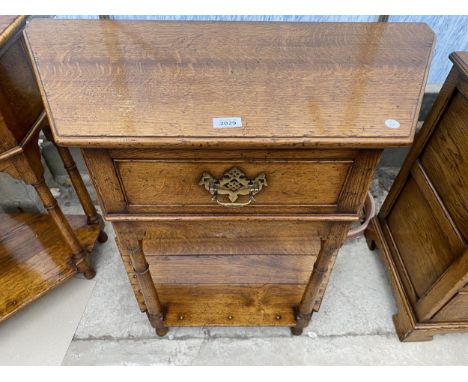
114;158;353;214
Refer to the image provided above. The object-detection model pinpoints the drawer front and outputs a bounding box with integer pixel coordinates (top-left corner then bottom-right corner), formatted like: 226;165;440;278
114;158;353;214
420;91;468;240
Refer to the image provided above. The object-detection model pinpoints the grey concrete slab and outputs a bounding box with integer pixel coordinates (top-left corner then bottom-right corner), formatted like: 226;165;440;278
0;277;95;365
63;333;468;366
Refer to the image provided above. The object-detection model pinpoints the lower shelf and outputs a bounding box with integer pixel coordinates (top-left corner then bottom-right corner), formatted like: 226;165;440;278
157;284;305;327
0;213;100;323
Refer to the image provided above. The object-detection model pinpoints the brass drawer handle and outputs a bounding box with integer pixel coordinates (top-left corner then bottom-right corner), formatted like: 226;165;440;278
199;167;267;208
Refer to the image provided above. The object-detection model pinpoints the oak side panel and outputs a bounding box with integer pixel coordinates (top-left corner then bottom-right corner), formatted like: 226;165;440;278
387;177;461;299
419;91;468;240
432;291;468;322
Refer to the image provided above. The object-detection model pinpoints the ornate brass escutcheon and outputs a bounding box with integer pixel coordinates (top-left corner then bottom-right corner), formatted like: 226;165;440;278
198;167;267;207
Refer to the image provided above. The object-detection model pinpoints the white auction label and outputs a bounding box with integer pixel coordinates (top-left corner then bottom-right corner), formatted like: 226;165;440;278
213;117;243;128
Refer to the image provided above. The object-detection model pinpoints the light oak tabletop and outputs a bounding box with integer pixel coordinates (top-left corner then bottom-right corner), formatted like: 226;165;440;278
24;19;435;148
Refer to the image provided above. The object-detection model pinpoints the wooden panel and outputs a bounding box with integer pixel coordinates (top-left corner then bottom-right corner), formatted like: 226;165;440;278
25;20;433;148
143;235;319;257
157;284;304;326
387;176;461;298
143;255;315;284
415;249;468;321
0;30;43;150
142;220;322;256
365;217;468;341
115;159;352;209
80;148;127;214
432;291;468;322
337;149;382;213
420;91;468;240
410;161;465;255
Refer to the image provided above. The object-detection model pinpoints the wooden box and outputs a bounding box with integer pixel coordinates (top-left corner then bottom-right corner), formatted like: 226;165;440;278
366;52;468;341
24;20;434;335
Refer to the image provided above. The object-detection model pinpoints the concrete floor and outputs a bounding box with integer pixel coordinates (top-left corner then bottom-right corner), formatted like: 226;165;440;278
6;167;468;365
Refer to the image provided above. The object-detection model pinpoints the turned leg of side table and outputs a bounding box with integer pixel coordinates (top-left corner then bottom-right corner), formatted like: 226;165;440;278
7;131;96;279
32;178;96;279
292;222;351;335
117;235;169;337
43;127;107;243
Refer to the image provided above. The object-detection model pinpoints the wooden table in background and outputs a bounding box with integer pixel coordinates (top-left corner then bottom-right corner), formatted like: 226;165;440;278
24;19;434;336
0;16;107;323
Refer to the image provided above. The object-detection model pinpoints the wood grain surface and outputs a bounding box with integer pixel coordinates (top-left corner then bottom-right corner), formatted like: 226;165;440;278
24;20;434;148
157;284;305;327
146;255;316;284
115;159;352;208
22;18;434;333
365;52;468;341
0;213;100;322
420;91;468;240
387;177;459;298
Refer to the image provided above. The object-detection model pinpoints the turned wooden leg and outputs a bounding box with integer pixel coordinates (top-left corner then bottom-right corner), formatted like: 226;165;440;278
32;178;95;279
44;128;107;243
120;236;168;337
292;223;350;335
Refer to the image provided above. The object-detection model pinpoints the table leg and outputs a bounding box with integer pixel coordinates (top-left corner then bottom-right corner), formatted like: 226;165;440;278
292;222;350;335
118;235;168;337
43;128;107;243
32;178;96;279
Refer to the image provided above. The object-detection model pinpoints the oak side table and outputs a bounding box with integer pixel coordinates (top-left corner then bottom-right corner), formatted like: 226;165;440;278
24;19;434;336
365;52;468;342
0;16;107;322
